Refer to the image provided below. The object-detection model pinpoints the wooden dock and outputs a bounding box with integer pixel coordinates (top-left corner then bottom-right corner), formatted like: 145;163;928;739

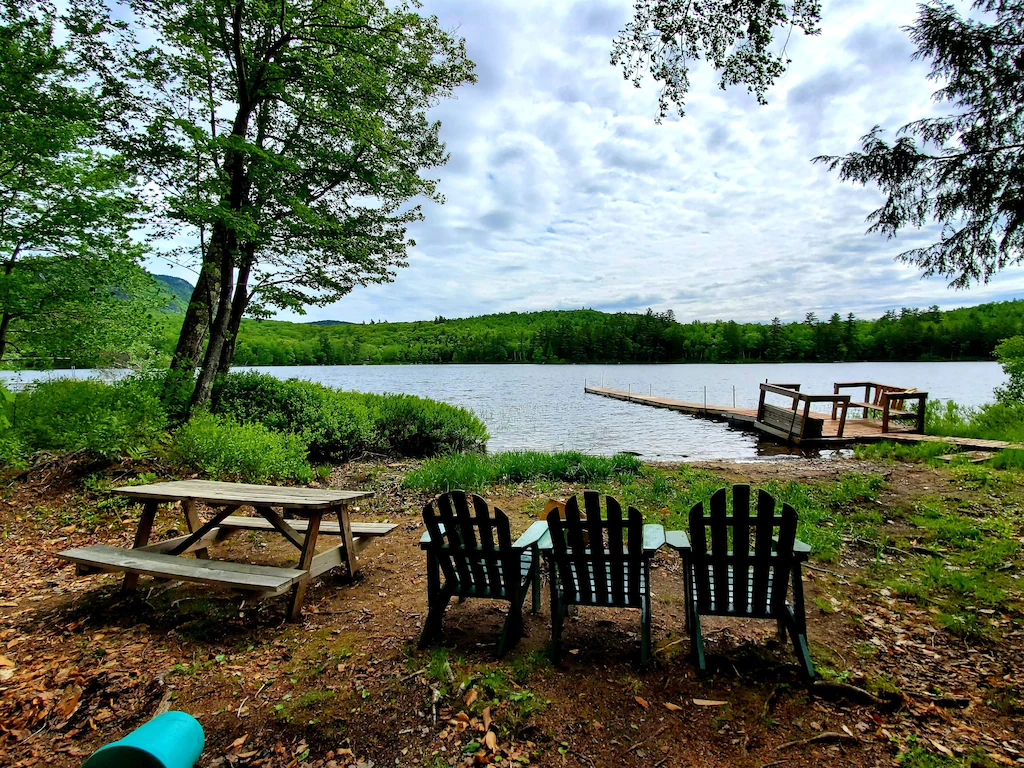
584;385;1019;452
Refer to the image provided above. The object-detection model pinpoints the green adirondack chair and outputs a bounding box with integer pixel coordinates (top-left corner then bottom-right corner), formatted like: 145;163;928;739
667;485;814;678
542;491;665;666
418;491;546;655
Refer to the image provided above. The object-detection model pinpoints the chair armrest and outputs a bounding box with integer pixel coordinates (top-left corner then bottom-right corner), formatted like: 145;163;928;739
665;529;691;554
513;521;550;550
419;522;447;549
793;539;811;558
642;524;666;554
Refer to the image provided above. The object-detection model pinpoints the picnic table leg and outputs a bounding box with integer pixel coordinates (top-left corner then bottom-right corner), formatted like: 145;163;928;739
181;501;209;559
288;511;322;622
122;500;158;593
336;503;358;579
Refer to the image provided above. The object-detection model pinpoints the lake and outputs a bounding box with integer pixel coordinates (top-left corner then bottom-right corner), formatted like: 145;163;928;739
1;361;1003;461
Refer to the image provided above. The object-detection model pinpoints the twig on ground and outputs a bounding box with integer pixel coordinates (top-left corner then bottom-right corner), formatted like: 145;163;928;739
775;732;859;751
623;726;667;756
812;680;896;708
400;667;427;682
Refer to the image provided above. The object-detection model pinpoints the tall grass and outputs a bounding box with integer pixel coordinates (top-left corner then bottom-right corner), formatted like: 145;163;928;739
925;399;1024;442
169;412;313;483
402;451;644;493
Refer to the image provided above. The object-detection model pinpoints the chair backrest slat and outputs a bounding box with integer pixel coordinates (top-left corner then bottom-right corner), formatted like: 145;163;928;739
750;489;776;612
688;501;712;609
731;484;751;613
605;495;626;600
709;488;730;612
584;491;610;603
769;502;798;613
423;491;516;598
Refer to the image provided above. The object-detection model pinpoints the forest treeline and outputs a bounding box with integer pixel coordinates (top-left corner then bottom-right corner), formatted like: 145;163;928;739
139;299;1024;367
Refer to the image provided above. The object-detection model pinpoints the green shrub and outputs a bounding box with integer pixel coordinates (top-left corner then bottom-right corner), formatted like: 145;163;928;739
403;451;643;493
170;412;313;483
214;372;487;459
10;376;167;459
215;372;372;461
363;393;488;457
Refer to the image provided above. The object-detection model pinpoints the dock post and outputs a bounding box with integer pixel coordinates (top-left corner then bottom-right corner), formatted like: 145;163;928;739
602;373;604;387
703;386;707;411
649;384;652;396
733;386;736;408
628;384;631;400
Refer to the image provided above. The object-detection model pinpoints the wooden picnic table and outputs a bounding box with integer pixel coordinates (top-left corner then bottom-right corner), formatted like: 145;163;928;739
58;480;394;621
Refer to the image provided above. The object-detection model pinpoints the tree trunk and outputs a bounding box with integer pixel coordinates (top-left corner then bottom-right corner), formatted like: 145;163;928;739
215;252;252;379
0;311;12;362
168;258;221;374
189;228;237;411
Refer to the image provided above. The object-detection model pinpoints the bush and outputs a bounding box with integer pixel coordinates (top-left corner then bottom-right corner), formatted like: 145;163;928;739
403;451;643;493
213;372;487;459
10;376;168;459
215;372;372;461
364;393;488;457
170;412;313;483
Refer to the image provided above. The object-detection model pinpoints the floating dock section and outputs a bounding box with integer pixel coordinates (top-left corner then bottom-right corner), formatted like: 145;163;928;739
584;383;1018;452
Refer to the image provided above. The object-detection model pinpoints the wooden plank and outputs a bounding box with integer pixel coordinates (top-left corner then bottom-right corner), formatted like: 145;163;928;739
309;545;345;579
288;511;321;621
585;492;610;604
182;501;209;560
709;489;729;612
731;485;750;615
751;491;775;614
139;529;223;555
113;480;371;510
59;545;304;592
218;515;395;537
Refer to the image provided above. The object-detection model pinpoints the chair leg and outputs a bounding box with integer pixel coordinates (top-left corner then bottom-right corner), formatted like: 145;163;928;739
531;549;541;614
498;599;524;657
640;595;652;668
690;607;706;673
781;606;815;679
549;564;564;664
419;554;452;649
419;587;453;649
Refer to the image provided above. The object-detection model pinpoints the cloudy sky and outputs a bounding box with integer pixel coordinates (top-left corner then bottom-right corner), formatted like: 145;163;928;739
152;0;1024;324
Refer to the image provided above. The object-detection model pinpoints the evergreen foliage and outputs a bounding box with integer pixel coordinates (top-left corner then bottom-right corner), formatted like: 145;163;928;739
141;300;1024;367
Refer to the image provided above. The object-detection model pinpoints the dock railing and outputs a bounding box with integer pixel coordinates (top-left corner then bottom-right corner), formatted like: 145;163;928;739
831;381;927;434
757;383;851;442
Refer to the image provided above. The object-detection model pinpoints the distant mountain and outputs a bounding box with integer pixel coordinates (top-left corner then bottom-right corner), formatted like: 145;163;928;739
308;319;353;326
153;274;194;313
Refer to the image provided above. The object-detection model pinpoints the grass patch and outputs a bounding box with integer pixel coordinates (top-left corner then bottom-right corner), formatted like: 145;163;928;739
925;399;1024;443
853;440;956;463
169;412;313;483
402;450;644;493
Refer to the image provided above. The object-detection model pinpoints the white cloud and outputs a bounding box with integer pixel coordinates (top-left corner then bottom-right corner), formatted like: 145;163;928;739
148;0;1024;323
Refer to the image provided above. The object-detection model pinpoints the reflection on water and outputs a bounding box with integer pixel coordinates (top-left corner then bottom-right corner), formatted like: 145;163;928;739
0;361;1003;461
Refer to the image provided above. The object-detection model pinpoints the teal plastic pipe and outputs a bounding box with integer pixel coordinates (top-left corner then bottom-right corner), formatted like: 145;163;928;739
82;711;204;768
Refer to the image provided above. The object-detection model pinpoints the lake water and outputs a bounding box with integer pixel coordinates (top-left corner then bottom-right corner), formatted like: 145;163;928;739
1;361;1003;461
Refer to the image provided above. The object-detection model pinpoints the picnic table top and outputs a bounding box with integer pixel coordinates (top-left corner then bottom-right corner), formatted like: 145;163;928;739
112;479;372;509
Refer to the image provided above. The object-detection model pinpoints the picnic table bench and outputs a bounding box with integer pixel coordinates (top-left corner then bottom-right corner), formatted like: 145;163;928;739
58;480;394;620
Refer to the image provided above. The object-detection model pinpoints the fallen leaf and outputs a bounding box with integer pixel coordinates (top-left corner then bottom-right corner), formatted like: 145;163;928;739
663;702;683;711
465;689;478;706
482;706;491;732
0;655;14;668
484;731;497;751
635;696;649;709
229;735;248;750
693;699;727;707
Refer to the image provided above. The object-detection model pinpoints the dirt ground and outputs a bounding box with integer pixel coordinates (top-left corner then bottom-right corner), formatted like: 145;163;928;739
0;456;1021;768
